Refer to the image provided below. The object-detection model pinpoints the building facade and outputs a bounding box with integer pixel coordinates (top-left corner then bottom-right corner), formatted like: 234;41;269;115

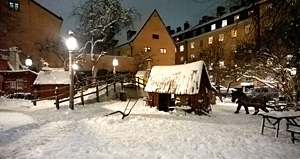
112;10;176;71
0;0;63;70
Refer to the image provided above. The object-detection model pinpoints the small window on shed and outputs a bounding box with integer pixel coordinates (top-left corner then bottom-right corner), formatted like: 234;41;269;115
152;34;159;39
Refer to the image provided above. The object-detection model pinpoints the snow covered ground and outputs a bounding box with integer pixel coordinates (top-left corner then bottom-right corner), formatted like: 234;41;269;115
0;97;300;159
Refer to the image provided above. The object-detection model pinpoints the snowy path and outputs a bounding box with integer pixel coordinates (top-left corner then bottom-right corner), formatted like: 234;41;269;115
0;97;300;159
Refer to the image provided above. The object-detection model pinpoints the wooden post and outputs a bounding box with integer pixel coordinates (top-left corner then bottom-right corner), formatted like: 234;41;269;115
55;87;59;109
96;82;99;102
33;89;37;106
137;77;140;90
121;76;124;90
106;79;109;96
113;75;116;92
81;86;84;105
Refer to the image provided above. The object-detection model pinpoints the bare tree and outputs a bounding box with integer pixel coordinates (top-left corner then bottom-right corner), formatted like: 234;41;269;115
71;0;137;77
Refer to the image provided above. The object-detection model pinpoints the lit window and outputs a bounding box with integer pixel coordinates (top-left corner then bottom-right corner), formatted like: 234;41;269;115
175;48;177;53
17;79;23;90
200;40;203;46
160;48;167;54
208;36;213;44
222;20;227;27
144;47;151;52
211;24;216;31
152;34;159;39
180;45;184;52
191;54;195;59
9;1;20;11
245;24;251;34
219;61;224;67
191;42;195;49
234;15;240;22
231;29;237;38
219;34;224;41
10;81;16;89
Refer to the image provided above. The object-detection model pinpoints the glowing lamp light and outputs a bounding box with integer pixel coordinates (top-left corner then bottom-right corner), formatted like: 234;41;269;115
113;57;118;67
73;63;79;70
25;58;32;67
66;35;77;51
291;67;297;76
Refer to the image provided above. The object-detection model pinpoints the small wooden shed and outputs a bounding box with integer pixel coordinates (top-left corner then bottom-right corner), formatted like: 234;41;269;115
33;70;70;99
145;61;213;115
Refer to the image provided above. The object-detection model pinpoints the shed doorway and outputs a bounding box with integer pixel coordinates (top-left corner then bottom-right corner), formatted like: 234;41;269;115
159;94;171;112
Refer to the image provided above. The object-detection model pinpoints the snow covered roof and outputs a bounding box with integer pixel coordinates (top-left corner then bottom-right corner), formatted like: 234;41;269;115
0;70;38;75
34;71;70;85
145;61;211;95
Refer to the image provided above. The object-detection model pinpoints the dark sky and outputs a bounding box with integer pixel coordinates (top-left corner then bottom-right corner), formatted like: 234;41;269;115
37;0;231;36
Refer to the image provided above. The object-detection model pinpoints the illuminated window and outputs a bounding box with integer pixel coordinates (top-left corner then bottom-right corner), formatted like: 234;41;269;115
200;40;203;46
160;48;167;54
245;24;251;34
219;61;224;67
9;81;16;89
9;1;19;11
211;24;216;31
144;47;151;52
219;34;224;41
152;34;159;39
231;29;237;38
17;79;23;90
175;48;177;53
180;45;184;52
191;42;195;49
221;20;227;27
208;36;213;44
191;54;195;59
234;15;240;22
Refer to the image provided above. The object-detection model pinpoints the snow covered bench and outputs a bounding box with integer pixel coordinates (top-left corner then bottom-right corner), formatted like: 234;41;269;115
286;122;300;144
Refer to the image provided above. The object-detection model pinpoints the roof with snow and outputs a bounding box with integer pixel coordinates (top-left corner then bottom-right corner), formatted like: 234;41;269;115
33;70;70;85
145;61;211;95
0;70;38;75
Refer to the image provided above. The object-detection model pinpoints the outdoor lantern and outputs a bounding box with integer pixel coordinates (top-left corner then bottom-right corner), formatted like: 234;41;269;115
25;57;32;67
113;57;118;75
66;31;77;51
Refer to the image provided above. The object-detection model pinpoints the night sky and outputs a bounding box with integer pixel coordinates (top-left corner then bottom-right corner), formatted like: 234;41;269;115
37;0;230;36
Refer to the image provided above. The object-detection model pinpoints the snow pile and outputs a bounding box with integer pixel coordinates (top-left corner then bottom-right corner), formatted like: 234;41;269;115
145;61;211;95
0;97;300;159
34;70;70;85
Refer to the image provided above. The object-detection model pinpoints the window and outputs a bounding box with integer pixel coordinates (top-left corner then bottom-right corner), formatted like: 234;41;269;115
191;42;195;49
144;47;151;52
180;45;184;52
231;29;237;38
16;79;23;90
234;15;240;22
211;24;216;31
9;1;20;11
126;49;131;57
245;24;251;34
219;61;225;67
222;20;227;27
191;54;195;60
193;31;197;37
200;40;203;46
208;36;213;44
160;48;167;54
152;34;159;39
175;48;177;53
219;34;224;41
9;81;16;89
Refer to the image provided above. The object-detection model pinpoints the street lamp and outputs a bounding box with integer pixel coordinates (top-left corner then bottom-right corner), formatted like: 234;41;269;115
113;57;118;92
25;57;32;67
66;30;77;110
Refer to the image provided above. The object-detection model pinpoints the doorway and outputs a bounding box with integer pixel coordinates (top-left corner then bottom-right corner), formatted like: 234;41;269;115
158;93;171;112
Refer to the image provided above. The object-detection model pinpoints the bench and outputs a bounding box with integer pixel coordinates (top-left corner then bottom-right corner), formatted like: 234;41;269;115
286;122;300;144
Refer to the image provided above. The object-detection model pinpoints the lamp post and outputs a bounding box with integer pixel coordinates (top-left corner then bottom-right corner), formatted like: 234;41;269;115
66;30;77;110
113;57;118;92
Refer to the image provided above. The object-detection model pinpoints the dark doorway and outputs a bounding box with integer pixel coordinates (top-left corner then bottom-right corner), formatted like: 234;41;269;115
159;94;171;112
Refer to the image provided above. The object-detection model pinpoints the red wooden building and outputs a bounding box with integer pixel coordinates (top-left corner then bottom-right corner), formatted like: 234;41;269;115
33;70;70;99
145;61;213;115
0;70;38;95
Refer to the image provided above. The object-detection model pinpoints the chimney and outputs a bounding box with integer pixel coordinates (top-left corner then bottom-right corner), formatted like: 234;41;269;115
127;30;136;40
176;27;182;33
9;47;21;70
184;21;190;30
166;26;171;33
170;30;175;34
216;6;226;17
